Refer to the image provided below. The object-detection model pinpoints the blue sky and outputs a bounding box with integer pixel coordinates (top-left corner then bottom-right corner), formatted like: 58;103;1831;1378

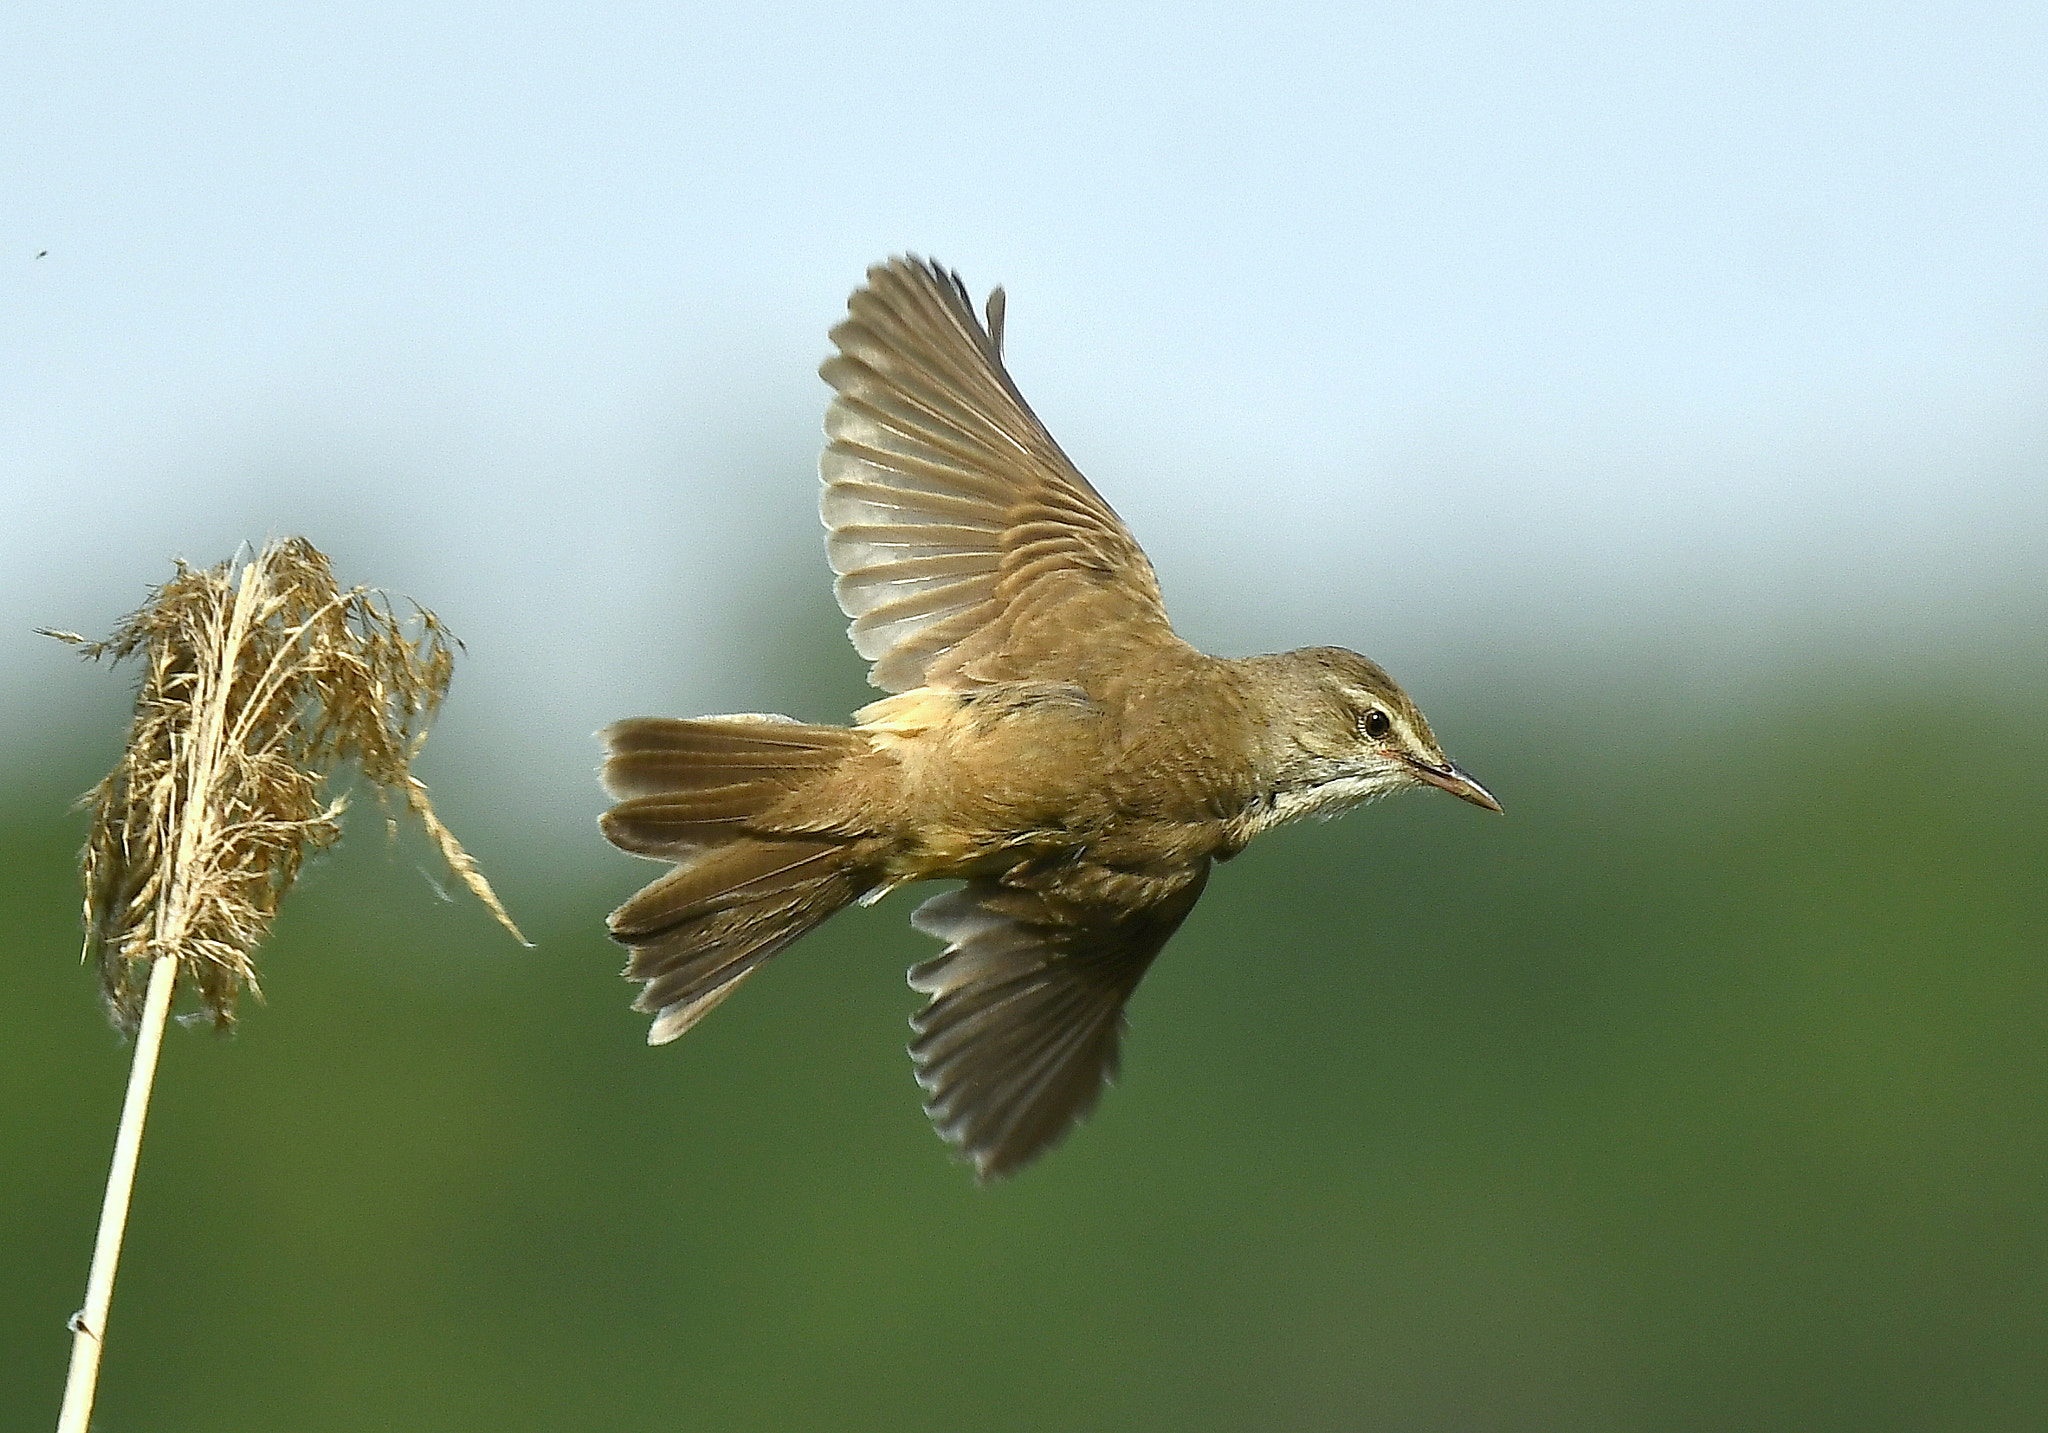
6;1;2043;817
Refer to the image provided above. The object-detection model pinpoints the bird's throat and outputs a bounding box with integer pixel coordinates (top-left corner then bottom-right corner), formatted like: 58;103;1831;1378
1256;767;1412;831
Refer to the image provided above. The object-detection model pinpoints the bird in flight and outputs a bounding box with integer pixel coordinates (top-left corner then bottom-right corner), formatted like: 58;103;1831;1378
601;256;1500;1179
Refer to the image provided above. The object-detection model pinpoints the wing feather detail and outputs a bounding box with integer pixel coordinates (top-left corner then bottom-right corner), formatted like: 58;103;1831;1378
903;865;1209;1179
821;256;1173;694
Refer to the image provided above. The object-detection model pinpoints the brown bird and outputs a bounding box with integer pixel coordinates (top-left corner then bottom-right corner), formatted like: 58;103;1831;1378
600;256;1500;1179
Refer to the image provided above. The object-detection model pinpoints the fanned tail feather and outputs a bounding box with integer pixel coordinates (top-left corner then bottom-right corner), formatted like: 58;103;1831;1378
599;715;876;1042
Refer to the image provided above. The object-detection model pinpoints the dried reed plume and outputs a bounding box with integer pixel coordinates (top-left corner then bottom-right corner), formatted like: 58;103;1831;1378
49;536;522;1433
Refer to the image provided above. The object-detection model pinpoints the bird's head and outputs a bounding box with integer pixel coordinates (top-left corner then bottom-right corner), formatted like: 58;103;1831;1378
1241;646;1501;827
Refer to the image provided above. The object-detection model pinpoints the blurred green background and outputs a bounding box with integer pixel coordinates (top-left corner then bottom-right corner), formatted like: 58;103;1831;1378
8;611;2045;1431
10;2;2048;1427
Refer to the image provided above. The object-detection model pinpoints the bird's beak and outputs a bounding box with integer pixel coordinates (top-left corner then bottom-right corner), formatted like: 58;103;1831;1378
1407;756;1503;813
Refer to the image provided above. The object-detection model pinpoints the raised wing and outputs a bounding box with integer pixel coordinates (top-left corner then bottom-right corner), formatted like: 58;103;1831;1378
906;862;1209;1179
821;256;1175;694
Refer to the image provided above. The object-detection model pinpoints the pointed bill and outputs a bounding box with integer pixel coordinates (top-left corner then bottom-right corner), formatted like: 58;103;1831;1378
1407;757;1502;812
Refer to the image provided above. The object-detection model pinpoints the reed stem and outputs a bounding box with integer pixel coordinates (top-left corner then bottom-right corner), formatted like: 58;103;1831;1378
56;951;179;1433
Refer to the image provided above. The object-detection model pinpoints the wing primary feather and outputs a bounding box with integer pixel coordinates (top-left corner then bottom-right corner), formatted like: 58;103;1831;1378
984;285;1006;355
820;255;1174;694
900;866;1209;1179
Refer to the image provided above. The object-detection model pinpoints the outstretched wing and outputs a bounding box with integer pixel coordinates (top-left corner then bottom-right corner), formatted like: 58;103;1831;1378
905;863;1210;1180
821;256;1176;694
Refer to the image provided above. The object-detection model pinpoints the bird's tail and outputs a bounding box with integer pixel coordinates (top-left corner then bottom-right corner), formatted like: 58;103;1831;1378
599;715;875;1043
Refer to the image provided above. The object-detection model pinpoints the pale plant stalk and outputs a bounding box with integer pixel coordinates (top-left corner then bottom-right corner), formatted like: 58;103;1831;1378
49;540;521;1432
56;952;176;1433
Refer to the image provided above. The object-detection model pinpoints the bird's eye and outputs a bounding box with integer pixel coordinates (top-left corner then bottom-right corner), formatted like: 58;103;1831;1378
1360;708;1392;740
